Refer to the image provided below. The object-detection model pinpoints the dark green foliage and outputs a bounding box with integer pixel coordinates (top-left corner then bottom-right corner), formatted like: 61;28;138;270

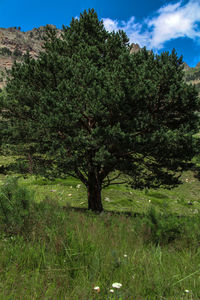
194;82;200;93
0;73;4;84
12;48;22;57
0;177;33;233
1;9;200;211
141;207;184;245
185;69;200;81
0;47;12;56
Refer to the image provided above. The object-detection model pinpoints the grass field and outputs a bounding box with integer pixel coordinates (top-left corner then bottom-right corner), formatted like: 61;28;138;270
0;155;200;299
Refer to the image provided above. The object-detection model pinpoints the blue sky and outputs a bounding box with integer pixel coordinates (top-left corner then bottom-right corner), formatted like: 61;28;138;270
0;0;200;67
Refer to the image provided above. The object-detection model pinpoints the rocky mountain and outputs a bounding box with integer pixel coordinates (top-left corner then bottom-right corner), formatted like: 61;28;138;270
0;26;199;92
0;25;61;88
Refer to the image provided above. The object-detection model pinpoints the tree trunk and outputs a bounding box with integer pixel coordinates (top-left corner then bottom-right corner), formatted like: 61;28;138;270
87;174;103;212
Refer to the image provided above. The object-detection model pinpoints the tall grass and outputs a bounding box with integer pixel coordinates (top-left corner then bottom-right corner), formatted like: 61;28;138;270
0;152;200;298
0;192;200;299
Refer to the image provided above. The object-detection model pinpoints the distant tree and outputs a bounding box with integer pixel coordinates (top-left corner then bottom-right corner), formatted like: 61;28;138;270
0;47;12;56
12;48;22;57
1;9;200;212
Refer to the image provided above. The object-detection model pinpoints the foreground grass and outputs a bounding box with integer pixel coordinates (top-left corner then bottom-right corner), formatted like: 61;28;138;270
1;200;200;299
1;155;200;298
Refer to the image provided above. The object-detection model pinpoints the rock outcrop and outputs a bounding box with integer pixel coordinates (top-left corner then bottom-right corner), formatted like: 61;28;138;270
0;25;61;88
130;43;141;54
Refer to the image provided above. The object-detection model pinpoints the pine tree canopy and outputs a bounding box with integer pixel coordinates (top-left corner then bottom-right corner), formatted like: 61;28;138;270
1;9;200;212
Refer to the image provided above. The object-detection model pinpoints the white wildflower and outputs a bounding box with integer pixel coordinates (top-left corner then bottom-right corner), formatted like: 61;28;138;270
112;282;122;289
93;286;100;292
185;289;189;293
123;254;128;258
76;184;81;189
68;194;72;197
109;289;114;293
149;199;151;203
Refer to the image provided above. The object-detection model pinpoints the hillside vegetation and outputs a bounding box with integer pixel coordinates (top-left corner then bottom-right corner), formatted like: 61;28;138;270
184;62;200;94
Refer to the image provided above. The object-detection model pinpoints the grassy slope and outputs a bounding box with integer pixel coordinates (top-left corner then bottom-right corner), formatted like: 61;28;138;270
1;155;200;299
1;168;199;216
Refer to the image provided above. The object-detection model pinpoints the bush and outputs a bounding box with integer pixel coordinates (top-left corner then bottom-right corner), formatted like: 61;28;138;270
0;47;12;56
141;207;184;245
6;158;31;175
13;48;22;57
0;177;34;233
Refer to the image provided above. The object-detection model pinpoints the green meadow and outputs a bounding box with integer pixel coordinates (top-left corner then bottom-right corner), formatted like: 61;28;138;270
1;155;200;299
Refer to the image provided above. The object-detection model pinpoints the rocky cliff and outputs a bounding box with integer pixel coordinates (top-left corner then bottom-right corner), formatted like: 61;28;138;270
0;25;61;88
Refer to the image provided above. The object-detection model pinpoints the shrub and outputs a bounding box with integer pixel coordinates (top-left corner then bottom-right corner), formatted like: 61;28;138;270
13;48;22;57
0;47;12;56
141;207;184;245
0;177;34;233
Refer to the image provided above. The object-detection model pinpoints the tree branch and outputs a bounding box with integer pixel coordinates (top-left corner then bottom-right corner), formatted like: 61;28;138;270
75;168;88;185
102;172;125;188
103;180;128;188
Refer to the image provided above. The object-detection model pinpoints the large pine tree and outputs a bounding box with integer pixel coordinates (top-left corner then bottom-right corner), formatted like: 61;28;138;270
1;9;200;212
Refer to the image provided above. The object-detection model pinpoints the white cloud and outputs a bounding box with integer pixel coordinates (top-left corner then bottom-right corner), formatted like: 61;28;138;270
102;16;150;47
148;0;200;49
102;18;119;32
102;0;200;50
